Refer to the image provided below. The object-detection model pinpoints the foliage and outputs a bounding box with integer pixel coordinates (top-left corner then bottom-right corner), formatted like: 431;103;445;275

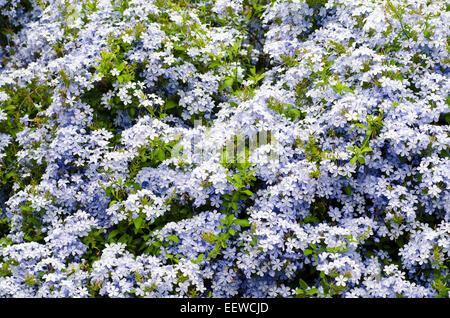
0;0;448;298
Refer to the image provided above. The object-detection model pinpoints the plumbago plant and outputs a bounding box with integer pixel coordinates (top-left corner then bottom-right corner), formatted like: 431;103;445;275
0;0;449;298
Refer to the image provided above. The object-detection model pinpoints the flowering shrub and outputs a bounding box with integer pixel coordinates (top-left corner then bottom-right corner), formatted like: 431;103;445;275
0;0;449;298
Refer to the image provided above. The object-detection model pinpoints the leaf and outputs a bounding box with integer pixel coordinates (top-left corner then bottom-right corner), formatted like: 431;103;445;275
165;99;177;110
298;278;309;290
357;156;365;164
118;234;129;244
133;216;144;233
20;205;33;213
304;249;312;256
444;112;450;125
167;235;179;244
107;229;120;242
361;146;373;153
225;214;234;225
343;185;352;195
289;108;301;120
155;148;166;162
231;191;240;202
220;77;234;92
5;171;16;179
321;277;330;294
152;241;162;247
350;157;357;166
28;217;40;228
306;288;318;295
233;218;250;227
233;174;242;185
173;45;186;52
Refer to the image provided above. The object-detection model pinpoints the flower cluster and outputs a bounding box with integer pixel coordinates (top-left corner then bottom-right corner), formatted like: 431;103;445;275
0;0;449;298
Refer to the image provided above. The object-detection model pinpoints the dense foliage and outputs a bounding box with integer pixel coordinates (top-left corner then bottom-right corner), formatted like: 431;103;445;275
0;0;449;298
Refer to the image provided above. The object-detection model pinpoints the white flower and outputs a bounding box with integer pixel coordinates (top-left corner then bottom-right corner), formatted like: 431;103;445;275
336;275;347;287
122;33;134;44
111;68;121;76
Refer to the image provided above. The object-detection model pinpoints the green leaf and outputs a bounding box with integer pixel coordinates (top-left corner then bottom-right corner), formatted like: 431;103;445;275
225;214;234;225
220;77;234;92
321;277;330;294
233;174;242;185
233;218;250;227
5;171;16;179
133;215;144;233
231;191;240;202
165;99;177;110
444;112;450;125
173;45;186;52
108;229;120;242
298;278;309;290
357;156;365;164
118;233;129;244
304;249;312;256
20;205;33;213
108;200;118;208
343;185;352;195
155;148;166;162
152;241;162;247
306;288;318;295
350;157;357;166
167;235;179;243
296;289;305;295
361;146;373;153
